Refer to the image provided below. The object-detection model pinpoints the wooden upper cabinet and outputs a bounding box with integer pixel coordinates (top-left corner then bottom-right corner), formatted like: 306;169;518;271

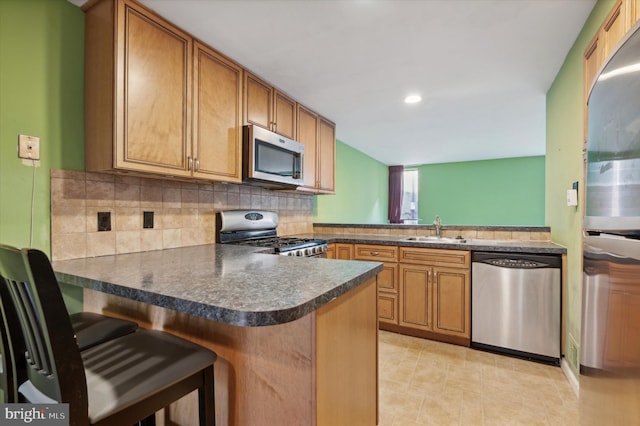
120;3;191;175
632;0;640;26
318;117;336;193
85;0;333;187
244;73;273;130
274;91;297;139
86;0;192;176
602;0;629;59
244;73;297;139
85;0;242;182
297;105;319;190
193;42;243;182
296;105;336;193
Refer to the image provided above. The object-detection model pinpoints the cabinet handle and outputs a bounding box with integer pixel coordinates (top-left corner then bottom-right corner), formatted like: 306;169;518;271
195;158;200;172
427;270;431;284
370;251;380;256
188;156;193;171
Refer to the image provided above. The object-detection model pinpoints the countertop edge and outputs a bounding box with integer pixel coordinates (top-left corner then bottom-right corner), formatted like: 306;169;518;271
314;223;552;232
56;260;384;327
318;235;567;254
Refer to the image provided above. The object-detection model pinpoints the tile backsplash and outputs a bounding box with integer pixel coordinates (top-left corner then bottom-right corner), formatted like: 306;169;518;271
51;170;314;261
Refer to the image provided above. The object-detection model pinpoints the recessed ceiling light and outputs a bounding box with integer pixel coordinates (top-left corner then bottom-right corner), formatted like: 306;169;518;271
404;94;422;104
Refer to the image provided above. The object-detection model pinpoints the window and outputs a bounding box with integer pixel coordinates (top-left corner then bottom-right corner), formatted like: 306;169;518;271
401;169;419;223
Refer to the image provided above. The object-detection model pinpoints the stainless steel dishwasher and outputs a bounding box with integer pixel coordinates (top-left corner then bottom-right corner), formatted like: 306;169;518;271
471;252;561;364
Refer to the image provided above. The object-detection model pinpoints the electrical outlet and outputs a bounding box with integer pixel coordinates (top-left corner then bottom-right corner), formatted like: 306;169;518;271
18;134;40;160
143;211;154;229
97;212;112;232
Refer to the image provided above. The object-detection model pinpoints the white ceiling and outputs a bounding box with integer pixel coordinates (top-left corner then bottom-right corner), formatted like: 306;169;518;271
71;0;595;166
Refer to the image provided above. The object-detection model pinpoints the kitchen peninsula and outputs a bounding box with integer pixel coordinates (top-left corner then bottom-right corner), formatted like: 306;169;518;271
53;244;382;426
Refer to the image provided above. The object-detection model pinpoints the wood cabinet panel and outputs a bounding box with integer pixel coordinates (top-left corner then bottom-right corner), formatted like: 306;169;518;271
193;42;242;181
316;277;378;426
354;244;399;262
244;74;297;140
335;243;354;260
399;264;432;331
602;0;629;59
433;267;470;338
378;293;398;325
244;73;272;130
399;247;470;268
326;243;336;259
297;105;319;190
377;263;399;293
121;5;191;173
318;117;336;193
87;0;193;177
274;91;297;139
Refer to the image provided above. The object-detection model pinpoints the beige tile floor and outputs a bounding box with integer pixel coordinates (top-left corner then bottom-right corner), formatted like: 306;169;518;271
378;330;579;426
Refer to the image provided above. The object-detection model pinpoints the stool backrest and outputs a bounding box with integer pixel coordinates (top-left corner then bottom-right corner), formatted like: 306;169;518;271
0;279;27;402
0;245;87;417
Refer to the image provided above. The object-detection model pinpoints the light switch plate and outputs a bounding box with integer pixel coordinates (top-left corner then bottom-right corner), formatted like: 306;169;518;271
18;134;40;160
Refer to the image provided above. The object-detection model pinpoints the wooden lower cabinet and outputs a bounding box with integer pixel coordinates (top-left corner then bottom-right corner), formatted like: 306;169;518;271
433;267;470;337
396;247;471;343
377;263;399;324
353;244;399;325
326;243;353;260
399;263;432;330
378;292;398;324
329;243;471;344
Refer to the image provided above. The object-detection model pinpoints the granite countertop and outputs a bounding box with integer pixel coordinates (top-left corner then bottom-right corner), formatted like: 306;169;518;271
53;244;383;327
313;233;567;254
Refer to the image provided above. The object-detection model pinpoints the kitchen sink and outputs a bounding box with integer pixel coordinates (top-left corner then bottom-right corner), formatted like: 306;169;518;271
404;236;466;243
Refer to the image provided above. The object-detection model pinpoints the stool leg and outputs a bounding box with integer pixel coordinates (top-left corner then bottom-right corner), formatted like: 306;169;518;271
198;365;215;426
138;414;156;426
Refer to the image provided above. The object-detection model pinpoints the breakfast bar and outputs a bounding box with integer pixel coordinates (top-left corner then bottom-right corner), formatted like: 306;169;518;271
53;244;383;426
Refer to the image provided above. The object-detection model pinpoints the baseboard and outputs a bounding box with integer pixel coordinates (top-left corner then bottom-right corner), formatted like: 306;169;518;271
561;356;580;398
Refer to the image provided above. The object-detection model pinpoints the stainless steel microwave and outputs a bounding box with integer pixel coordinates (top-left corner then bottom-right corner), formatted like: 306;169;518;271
243;125;304;188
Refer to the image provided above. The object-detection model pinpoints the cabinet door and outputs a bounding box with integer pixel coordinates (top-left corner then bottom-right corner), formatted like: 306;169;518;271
318;117;336;193
378;293;398;325
274;91;297;139
326;244;336;259
354;245;398;262
377;262;399;293
335;244;353;260
602;0;629;59
117;1;192;176
433;267;470;338
399;264;432;331
193;42;242;182
244;73;273;130
296;105;319;190
584;33;601;140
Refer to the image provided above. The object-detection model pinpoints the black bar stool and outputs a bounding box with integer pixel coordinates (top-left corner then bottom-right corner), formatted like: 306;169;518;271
0;245;216;425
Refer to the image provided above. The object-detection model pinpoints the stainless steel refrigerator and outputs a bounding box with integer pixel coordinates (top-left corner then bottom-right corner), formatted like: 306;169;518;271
581;20;640;426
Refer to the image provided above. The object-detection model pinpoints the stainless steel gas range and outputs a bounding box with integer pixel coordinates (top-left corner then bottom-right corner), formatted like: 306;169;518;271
216;210;328;257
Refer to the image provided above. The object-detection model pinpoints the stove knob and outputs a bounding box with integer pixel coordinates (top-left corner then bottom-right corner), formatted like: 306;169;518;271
288;252;295;256
296;250;303;256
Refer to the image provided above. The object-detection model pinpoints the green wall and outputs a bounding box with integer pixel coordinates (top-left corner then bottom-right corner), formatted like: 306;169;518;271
314;141;388;223
546;0;613;375
415;156;545;226
0;0;85;312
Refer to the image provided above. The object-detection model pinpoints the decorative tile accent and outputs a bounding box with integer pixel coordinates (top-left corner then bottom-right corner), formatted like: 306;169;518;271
51;170;315;260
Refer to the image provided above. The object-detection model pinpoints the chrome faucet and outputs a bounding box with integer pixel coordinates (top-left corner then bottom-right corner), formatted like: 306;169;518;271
433;215;442;238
